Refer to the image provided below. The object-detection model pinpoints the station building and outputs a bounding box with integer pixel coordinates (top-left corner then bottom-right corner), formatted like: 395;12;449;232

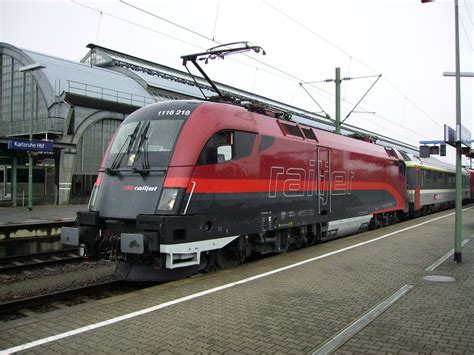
0;42;417;206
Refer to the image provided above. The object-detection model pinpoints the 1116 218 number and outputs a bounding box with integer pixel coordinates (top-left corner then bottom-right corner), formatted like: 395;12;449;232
156;109;191;117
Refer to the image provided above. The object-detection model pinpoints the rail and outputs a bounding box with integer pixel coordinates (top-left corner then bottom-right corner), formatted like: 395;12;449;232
0;280;125;316
0;248;81;273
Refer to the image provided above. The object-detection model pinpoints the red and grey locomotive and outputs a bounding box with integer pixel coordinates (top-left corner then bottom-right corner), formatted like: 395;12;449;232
61;43;471;282
62;99;409;281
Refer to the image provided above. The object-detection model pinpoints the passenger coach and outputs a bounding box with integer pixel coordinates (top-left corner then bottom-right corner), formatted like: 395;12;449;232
403;156;471;216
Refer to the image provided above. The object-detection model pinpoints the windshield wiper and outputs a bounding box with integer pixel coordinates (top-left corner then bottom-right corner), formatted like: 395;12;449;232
106;122;142;175
133;121;151;175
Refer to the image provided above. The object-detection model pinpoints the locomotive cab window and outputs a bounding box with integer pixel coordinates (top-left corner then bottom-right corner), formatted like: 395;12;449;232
106;118;185;169
198;130;256;165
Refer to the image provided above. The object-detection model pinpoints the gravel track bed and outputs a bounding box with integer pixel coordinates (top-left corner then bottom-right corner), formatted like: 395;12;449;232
0;260;117;303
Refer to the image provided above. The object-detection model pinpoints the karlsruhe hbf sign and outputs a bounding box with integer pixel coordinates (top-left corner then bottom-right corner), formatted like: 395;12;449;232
7;138;53;152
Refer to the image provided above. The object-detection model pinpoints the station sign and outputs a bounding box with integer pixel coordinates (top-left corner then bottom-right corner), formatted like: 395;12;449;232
7;139;53;152
456;124;471;148
419;145;431;158
444;124;456;147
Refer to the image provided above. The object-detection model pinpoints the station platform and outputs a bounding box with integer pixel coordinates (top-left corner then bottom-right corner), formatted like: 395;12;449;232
1;206;473;354
0;205;87;227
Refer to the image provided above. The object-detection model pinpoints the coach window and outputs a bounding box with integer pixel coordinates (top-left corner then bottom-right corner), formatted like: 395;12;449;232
198;130;256;165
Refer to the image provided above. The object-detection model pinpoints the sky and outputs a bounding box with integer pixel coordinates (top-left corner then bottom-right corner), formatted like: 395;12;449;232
1;0;473;164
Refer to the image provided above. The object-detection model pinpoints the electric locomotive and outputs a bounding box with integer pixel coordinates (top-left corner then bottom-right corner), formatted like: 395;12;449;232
61;42;472;282
61;99;408;281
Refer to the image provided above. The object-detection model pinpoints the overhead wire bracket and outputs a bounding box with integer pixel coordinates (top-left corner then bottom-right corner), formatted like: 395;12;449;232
299;83;332;120
342;74;382;123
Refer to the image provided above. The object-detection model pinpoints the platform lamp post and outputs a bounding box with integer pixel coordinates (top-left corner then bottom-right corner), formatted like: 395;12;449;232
423;0;466;262
452;0;463;263
19;63;46;211
422;0;463;261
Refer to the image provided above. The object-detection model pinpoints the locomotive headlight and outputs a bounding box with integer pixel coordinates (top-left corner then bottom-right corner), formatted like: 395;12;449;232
157;188;179;211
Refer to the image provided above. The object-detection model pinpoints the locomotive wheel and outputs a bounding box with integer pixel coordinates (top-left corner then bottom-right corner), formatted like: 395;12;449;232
216;247;241;269
202;251;217;273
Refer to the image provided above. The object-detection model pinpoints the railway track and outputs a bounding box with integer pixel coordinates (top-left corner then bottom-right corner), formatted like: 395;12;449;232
0;248;81;273
0;279;147;321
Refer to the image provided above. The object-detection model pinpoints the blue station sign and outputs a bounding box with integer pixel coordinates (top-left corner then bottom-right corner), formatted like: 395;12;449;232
7;139;53;152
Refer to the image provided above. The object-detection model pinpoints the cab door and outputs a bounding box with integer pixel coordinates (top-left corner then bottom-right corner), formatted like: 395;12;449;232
318;147;331;215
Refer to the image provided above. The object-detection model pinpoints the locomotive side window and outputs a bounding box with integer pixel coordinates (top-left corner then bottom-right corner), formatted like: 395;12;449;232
384;147;398;159
398;161;406;176
301;127;317;141
234;131;256;159
406;168;415;189
216;131;233;162
279;122;304;138
198;130;256;165
258;135;275;152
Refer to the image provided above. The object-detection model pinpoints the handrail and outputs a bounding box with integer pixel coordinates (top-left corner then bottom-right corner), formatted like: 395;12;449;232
66;80;155;107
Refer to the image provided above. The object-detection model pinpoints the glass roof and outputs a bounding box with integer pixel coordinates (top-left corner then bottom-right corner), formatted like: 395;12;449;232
24;48;154;106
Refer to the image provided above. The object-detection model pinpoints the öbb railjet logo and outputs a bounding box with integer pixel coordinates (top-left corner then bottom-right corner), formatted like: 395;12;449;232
122;185;159;192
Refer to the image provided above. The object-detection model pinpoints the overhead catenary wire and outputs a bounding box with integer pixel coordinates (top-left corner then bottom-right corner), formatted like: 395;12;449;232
114;0;356;115
343;74;382;123
304;78;433;141
461;0;474;25
71;0;297;86
262;1;380;74
74;0;441;141
299;83;331;119
251;67;258;92
212;0;221;41
401;97;408;127
130;0;440;138
297;81;420;139
117;0;428;134
343;56;352;100
71;0;201;50
119;0;215;42
301;74;381;84
95;11;103;43
459;18;474;50
72;0;309;86
263;1;443;129
118;0;314;85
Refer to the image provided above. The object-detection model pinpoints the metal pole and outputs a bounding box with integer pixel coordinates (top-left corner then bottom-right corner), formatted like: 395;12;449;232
12;155;17;207
28;72;34;211
20;63;45;210
454;0;462;262
335;67;341;134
